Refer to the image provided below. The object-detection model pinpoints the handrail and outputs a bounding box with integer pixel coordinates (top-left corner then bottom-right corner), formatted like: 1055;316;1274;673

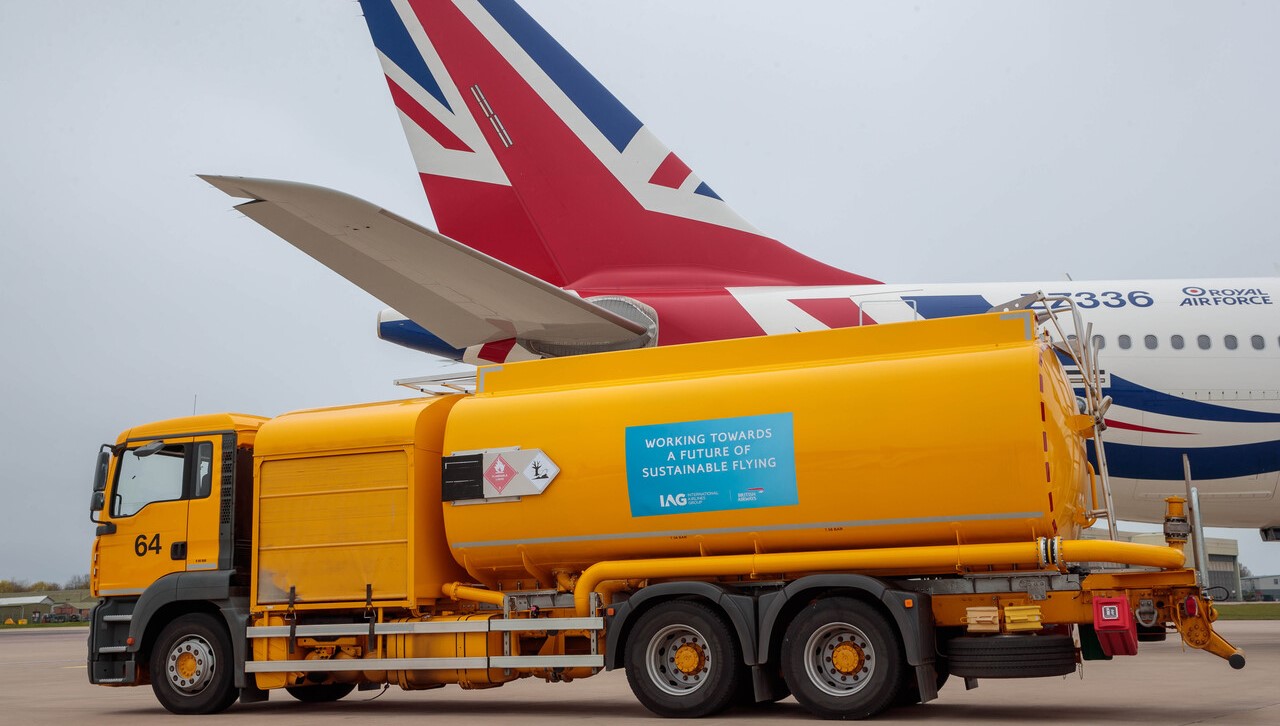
394;372;477;395
990;292;1118;539
1083;461;1100;528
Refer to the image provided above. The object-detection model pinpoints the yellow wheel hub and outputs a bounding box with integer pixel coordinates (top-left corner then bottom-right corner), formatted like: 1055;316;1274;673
175;651;199;680
831;641;864;675
673;643;706;676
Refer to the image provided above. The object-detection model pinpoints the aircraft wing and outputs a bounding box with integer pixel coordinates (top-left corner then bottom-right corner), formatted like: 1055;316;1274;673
200;176;649;350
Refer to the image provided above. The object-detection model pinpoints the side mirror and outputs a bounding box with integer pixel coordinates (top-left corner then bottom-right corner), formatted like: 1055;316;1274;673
92;450;110;493
91;447;113;526
90;489;115;533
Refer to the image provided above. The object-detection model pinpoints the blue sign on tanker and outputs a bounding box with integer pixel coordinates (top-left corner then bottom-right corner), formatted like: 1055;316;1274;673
625;413;798;517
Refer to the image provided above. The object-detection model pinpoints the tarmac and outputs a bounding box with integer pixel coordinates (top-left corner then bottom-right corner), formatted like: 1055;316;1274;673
2;621;1277;724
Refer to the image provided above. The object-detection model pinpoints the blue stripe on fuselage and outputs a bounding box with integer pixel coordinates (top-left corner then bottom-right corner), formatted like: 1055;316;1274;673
359;0;453;112
378;318;465;360
1097;439;1280;481
901;294;992;319
478;0;643;152
1107;375;1280;424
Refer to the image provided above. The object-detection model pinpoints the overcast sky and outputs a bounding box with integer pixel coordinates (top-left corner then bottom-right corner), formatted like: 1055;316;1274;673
2;1;1278;585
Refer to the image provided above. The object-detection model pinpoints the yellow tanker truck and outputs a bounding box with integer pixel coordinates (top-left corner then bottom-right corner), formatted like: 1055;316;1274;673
86;310;1242;719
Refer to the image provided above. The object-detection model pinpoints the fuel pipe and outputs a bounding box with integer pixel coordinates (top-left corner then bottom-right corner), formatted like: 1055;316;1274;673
567;537;1186;616
443;537;1243;667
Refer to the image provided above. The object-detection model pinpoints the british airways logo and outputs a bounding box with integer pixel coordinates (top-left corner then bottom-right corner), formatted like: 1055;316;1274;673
1179;286;1272;307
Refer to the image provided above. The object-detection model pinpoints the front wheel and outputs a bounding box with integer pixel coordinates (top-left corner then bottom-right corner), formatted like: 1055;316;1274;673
624;601;741;718
780;597;905;720
149;613;238;714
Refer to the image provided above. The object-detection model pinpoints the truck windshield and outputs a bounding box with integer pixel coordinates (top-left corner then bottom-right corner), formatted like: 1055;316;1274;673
112;445;186;517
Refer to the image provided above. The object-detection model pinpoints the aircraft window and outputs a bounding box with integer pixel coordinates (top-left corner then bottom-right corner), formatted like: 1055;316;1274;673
1092;335;1105;350
1171;335;1184;350
1144;335;1157;350
1197;335;1211;350
1252;335;1265;350
1225;335;1238;350
1118;335;1131;350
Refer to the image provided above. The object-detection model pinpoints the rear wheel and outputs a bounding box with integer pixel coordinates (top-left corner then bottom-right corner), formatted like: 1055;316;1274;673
286;683;355;702
781;597;905;720
149;613;238;714
624;601;741;718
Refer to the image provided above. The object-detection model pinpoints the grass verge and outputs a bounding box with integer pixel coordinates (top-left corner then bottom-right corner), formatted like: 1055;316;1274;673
1214;602;1280;620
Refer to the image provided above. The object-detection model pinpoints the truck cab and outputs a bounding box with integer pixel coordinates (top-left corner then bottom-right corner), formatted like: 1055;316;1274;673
88;413;266;710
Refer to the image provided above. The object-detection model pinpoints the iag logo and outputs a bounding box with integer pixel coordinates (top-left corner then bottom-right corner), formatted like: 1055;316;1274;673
658;493;689;508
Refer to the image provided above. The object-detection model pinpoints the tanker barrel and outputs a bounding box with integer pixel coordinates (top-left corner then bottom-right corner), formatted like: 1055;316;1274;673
439;313;1100;596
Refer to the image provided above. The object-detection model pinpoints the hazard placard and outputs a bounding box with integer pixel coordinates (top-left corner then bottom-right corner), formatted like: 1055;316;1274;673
445;448;560;501
522;453;560;492
484;454;516;493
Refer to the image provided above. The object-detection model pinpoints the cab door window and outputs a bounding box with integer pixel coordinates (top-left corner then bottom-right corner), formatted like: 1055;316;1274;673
111;442;212;517
193;445;214;499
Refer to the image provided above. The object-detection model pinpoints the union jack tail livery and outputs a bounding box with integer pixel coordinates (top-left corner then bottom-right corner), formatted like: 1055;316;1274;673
358;0;867;294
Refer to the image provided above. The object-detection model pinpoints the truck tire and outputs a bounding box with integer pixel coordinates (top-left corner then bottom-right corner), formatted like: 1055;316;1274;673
780;597;905;720
946;634;1076;679
149;613;238;714
624;601;741;718
286;683;355;702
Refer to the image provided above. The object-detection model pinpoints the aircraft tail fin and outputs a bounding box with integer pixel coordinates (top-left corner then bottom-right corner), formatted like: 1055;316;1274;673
358;0;873;290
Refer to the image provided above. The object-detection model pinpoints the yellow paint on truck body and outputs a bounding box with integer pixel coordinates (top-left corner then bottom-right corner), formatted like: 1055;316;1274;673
250;397;469;610
441;311;1088;583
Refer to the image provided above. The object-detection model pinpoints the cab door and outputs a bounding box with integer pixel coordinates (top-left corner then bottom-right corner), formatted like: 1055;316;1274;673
183;435;226;572
95;438;201;596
